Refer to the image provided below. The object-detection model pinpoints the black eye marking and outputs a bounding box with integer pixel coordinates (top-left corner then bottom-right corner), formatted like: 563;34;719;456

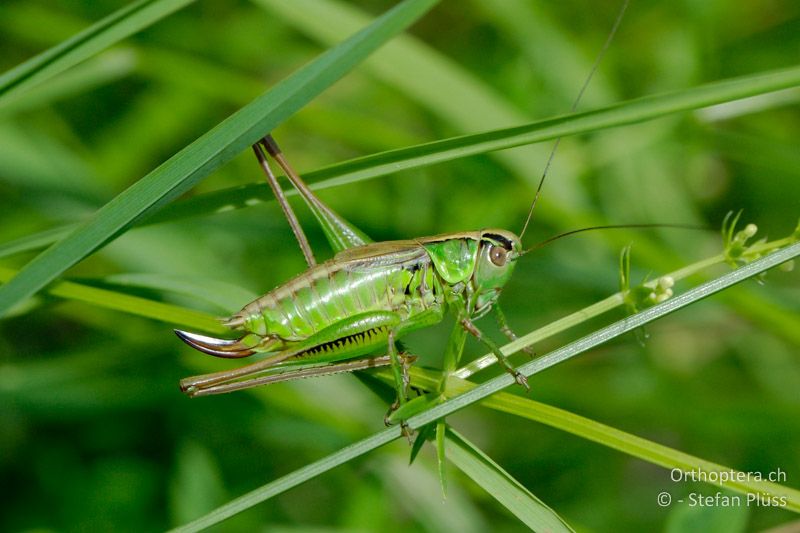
483;233;513;250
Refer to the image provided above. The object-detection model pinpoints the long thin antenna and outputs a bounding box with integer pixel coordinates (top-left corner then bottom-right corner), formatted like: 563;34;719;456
520;223;708;256
519;0;630;242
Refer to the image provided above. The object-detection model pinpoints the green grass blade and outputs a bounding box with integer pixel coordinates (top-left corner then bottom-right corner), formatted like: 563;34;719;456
103;272;257;314
0;0;440;318
423;243;800;421
98;64;800;226
283;65;800;191
0;266;223;333
446;428;573;532
436;420;447;498
402;368;800;513
471;387;800;512
172;240;800;532
4;65;798;261
168;427;403;533
0;0;195;105
0;48;138;116
0;224;76;259
254;0;531;141
252;0;584;197
457;233;798;379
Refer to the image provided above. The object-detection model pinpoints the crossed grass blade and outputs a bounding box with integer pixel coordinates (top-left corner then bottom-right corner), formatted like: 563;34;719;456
0;0;440;318
171;242;800;532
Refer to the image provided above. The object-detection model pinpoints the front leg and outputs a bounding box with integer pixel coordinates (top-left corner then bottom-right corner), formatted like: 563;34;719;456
494;305;534;357
460;317;530;391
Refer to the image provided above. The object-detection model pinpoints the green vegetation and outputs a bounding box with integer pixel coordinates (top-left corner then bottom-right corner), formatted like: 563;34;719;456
1;1;799;531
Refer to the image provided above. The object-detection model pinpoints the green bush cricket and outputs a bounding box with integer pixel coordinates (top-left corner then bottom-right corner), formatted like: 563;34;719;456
176;2;634;420
177;135;530;415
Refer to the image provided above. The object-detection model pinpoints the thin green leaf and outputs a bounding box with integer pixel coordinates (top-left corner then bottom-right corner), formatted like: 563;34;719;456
0;0;195;106
436;420;447;498
400;371;800;513
394;354;800;511
4;65;800;261
492;392;800;513
0;48;137;117
457;234;797;379
0;0;440;318
103;272;258;314
168;441;226;527
446;428;573;533
0;266;223;333
0;227;71;260
100;63;800;225
408;422;434;466
171;241;800;532
256;0;524;124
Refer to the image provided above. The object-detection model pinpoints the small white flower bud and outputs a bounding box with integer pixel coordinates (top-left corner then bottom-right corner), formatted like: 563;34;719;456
658;276;674;290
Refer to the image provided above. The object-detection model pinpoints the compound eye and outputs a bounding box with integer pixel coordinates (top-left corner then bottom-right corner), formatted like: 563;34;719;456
489;245;507;266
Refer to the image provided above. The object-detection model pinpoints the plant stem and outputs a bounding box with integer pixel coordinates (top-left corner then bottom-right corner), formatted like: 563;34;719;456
455;234;796;379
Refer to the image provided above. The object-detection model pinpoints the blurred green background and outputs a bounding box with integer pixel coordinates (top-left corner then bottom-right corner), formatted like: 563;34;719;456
1;0;799;531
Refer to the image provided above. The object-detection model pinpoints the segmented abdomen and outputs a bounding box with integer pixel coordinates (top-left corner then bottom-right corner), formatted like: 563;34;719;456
229;253;445;340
